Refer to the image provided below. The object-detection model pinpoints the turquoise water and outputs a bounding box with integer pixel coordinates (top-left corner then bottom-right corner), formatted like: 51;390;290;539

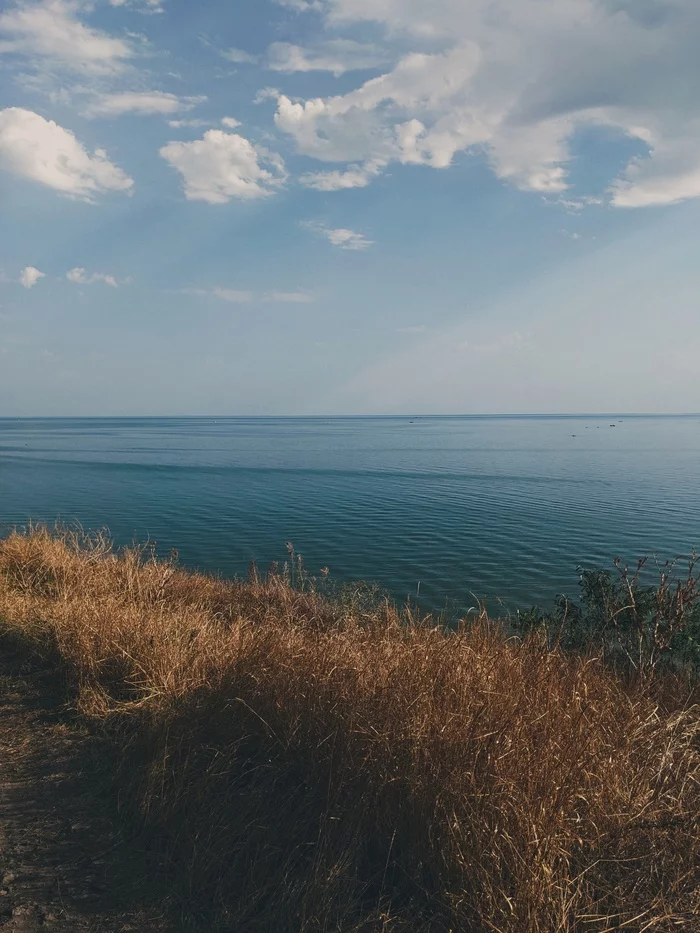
1;415;699;614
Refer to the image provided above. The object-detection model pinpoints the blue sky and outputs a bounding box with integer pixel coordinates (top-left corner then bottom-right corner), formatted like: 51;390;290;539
1;0;699;415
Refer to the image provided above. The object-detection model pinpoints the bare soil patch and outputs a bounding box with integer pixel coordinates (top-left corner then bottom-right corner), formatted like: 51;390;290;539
0;650;175;933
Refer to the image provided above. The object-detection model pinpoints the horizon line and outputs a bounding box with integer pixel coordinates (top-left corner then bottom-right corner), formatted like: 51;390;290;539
1;412;699;420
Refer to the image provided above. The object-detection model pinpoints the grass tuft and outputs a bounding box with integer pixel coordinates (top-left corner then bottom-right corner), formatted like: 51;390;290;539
1;526;698;931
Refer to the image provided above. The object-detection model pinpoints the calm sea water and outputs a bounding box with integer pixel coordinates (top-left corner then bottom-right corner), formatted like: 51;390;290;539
1;416;699;614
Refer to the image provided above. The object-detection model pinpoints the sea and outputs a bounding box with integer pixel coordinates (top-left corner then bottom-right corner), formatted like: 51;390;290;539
1;415;699;616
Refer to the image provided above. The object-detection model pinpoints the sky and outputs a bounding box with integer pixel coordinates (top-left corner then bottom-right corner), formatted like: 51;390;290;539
1;0;700;416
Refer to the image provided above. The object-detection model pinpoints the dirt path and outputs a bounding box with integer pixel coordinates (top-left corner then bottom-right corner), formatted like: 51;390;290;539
0;650;176;933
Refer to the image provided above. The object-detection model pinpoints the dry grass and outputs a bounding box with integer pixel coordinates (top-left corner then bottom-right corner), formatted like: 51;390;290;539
0;526;698;932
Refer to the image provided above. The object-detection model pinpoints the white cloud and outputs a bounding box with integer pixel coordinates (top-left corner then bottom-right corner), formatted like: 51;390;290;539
266;39;390;76
212;288;254;302
160;129;286;203
0;0;134;74
183;287;254;303
300;159;385;190
253;87;280;105
264;291;316;303
609;135;700;207
182;288;314;303
83;92;206;118
303;221;372;250
270;0;700;208
273;46;486;168
109;0;165;13
0;108;133;199
220;47;258;64
274;0;324;10
20;266;45;289
66;267;118;287
221;116;241;129
168;118;210;128
553;196;604;214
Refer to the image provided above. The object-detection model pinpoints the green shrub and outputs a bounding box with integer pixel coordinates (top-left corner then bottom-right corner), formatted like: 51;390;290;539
514;554;700;677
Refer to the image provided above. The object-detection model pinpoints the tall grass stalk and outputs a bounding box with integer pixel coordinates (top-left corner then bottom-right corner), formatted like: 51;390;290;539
0;527;698;931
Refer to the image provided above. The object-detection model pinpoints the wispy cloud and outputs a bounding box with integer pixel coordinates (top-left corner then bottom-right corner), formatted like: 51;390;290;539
211;287;254;303
108;0;166;14
182;288;315;304
212;37;389;77
0;0;135;75
302;221;373;251
264;291;316;303
300;160;385;192
182;287;253;303
220;46;258;64
83;92;206;118
67;267;119;287
266;39;390;76
167;118;210;129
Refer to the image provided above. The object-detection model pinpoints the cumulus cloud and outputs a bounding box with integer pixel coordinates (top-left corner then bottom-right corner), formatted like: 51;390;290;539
271;0;700;208
20;266;45;289
83;92;206;118
66;267;118;287
0;0;134;74
302;221;373;250
0;108;133;199
221;116;241;128
160;129;286;203
267;39;389;76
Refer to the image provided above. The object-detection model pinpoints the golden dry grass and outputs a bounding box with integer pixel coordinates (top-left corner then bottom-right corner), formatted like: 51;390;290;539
0;527;698;932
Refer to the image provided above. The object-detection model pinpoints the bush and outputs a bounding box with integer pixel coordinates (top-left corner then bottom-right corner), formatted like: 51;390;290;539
513;554;700;678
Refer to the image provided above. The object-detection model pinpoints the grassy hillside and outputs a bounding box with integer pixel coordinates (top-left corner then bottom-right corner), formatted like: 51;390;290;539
0;527;698;932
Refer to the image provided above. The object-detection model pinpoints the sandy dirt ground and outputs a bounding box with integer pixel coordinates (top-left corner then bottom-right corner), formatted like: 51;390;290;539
0;650;176;933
